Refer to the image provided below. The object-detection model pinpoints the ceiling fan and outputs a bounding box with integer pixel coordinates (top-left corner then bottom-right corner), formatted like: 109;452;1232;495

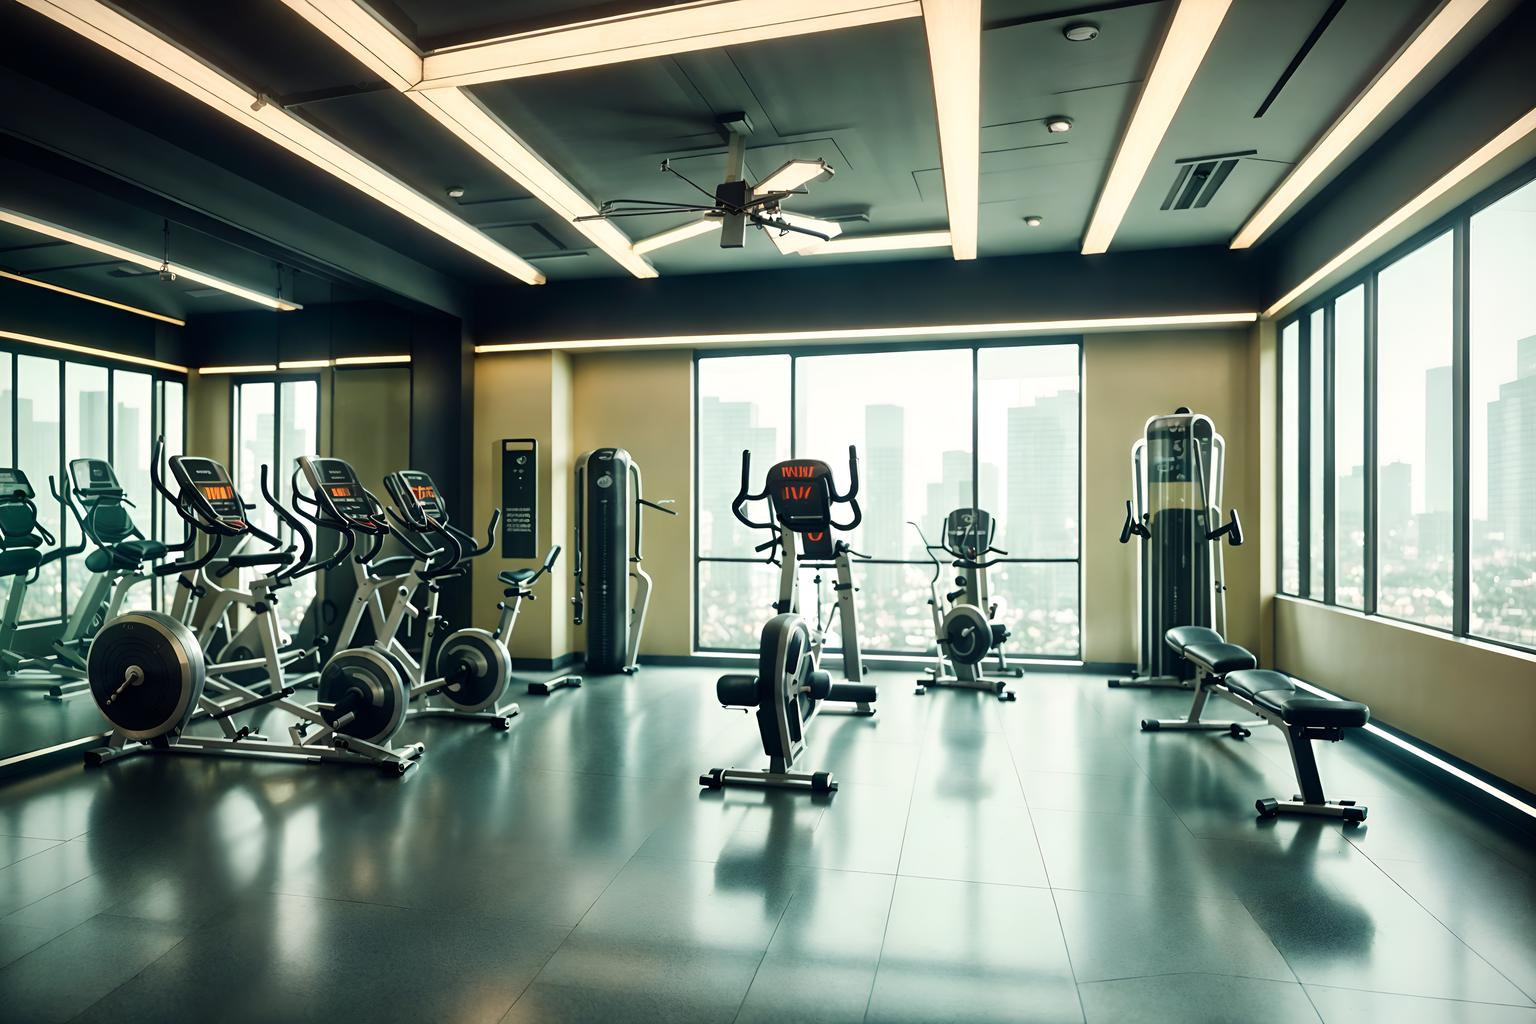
575;113;841;256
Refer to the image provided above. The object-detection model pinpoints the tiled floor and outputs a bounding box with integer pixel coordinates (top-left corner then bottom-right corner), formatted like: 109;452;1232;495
0;665;1532;1023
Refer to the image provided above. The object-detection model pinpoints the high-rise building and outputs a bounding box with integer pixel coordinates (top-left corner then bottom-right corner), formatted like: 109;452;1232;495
1425;365;1453;516
864;404;904;557
924;449;972;528
1006;389;1078;556
698;396;779;554
1379;461;1412;538
1487;335;1536;548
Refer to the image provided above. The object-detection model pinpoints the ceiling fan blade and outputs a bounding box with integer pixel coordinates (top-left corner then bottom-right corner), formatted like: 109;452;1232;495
754;159;834;196
631;217;720;255
762;212;842;255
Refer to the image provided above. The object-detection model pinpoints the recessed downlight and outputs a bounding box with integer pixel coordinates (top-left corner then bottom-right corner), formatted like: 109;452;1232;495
1045;116;1073;134
447;187;466;199
1064;22;1099;42
1024;215;1044;227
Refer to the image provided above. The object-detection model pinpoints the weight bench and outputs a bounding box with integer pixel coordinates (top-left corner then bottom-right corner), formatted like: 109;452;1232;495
1143;626;1370;823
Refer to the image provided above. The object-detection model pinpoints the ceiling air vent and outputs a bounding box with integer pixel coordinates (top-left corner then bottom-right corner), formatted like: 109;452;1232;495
1161;150;1254;211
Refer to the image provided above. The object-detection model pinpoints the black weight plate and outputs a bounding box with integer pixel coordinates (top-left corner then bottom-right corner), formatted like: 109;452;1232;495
88;611;205;740
433;628;510;711
318;647;407;745
943;605;993;666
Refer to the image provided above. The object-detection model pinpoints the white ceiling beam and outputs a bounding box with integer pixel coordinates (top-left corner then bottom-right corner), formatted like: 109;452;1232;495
18;0;545;284
920;0;981;260
1081;0;1233;255
419;0;923;89
281;0;657;279
1232;0;1496;249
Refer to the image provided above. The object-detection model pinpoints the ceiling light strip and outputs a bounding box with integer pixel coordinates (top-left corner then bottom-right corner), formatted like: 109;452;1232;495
920;0;982;261
1232;0;1493;249
278;1;656;280
0;269;186;326
803;230;952;255
276;359;333;369
1266;105;1536;318
632;219;720;255
0;329;189;373
420;0;923;89
1082;0;1234;255
0;208;298;311
197;364;279;375
476;312;1259;353
20;0;545;286
334;354;411;365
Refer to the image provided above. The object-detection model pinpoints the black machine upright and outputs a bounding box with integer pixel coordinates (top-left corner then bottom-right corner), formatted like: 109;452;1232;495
572;448;676;674
1110;409;1244;689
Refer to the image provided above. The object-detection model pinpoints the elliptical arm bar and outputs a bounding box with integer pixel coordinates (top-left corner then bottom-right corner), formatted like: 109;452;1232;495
730;450;774;530
828;445;863;532
383;508;443;562
258;465;306;580
149;436;178;506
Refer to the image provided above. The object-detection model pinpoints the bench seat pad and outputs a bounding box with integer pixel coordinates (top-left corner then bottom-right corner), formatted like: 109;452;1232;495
1164;625;1224;655
1226;670;1370;728
1181;641;1258;676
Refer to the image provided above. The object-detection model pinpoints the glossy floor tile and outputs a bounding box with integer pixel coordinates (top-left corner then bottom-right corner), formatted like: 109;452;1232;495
0;666;1530;1023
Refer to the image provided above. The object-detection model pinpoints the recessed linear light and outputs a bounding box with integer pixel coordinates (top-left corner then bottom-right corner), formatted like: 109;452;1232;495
1233;0;1494;249
475;312;1258;353
278;0;656;280
276;359;333;369
0;269;186;326
0;329;189;373
1266;105;1536;318
632;219;720;256
921;0;983;261
197;364;278;375
1082;0;1233;255
21;0;546;286
334;354;410;365
802;230;952;255
1284;675;1536;820
0;208;299;311
418;0;922;88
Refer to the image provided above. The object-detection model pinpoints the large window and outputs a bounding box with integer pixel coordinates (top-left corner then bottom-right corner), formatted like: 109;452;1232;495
1469;177;1536;648
1279;166;1536;654
695;341;1082;659
234;377;320;640
0;346;186;625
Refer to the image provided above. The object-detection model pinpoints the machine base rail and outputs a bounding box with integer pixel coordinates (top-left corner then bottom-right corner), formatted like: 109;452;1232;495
529;673;583;696
700;766;837;793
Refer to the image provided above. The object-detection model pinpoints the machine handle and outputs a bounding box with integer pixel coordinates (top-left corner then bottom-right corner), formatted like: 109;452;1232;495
729;450;774;531
827;445;862;532
1119;499;1151;543
1209;508;1244;546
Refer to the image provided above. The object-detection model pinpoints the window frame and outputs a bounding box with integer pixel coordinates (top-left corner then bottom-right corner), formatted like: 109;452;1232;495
1277;158;1536;655
0;340;188;625
693;335;1084;661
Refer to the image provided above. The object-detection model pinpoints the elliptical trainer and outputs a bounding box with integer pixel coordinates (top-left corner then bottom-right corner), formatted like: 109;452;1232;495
911;507;1024;701
571;448;676;674
701;446;877;795
1109;408;1243;689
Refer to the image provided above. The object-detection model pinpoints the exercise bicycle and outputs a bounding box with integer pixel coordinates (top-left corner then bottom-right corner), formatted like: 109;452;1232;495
911;507;1023;701
0;467;86;699
701;446;877;795
84;445;423;775
316;463;520;729
491;544;583;696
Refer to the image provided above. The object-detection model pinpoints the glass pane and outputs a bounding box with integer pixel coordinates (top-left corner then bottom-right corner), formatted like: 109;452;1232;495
16;355;61;621
1281;321;1300;595
235;382;277;538
696;355;791;559
1469;178;1536;648
795;349;973;560
277;380;320;639
989;562;1079;658
65;363;110;615
1377;233;1454;628
1334;285;1367;610
977;344;1079;559
1307;309;1326;599
0;357;11;464
698;559;781;651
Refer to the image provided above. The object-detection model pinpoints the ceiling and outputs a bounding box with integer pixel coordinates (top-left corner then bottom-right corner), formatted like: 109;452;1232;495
0;0;1518;322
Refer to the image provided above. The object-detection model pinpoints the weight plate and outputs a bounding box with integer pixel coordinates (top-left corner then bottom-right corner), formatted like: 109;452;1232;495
317;646;408;745
88;611;206;740
942;605;993;666
432;628;510;711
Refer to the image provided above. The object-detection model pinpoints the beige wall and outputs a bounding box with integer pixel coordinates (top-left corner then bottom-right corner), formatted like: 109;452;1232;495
1276;599;1536;794
570;350;694;657
186;370;231;462
332;367;411;493
471;350;574;660
1082;328;1260;664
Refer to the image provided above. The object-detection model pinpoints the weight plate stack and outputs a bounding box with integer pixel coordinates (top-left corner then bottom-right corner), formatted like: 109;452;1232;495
317;646;408;745
432;628;511;712
88;611;206;740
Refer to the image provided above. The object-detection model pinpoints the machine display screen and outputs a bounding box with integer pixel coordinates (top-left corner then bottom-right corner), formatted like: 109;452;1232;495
202;484;235;501
329;485;355;498
411;484;435;502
